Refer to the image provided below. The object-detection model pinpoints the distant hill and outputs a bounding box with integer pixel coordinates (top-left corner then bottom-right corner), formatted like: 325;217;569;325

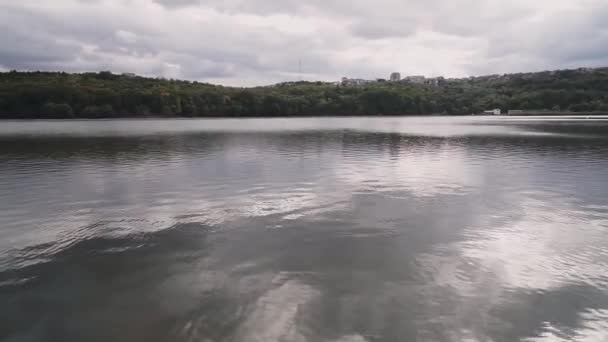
1;67;608;118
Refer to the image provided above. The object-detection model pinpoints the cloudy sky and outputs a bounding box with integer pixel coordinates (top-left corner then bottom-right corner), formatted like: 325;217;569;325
1;0;607;86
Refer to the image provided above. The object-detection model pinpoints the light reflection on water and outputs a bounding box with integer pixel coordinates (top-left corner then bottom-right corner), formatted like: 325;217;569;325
1;117;608;342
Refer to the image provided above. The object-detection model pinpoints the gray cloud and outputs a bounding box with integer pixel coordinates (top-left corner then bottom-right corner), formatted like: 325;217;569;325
466;1;608;75
1;0;608;86
349;20;418;40
152;0;200;8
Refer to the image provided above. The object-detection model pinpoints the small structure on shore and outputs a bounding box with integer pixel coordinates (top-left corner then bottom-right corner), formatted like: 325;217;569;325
483;109;501;115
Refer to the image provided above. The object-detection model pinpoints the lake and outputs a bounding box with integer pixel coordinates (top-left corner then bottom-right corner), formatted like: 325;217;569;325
1;117;608;342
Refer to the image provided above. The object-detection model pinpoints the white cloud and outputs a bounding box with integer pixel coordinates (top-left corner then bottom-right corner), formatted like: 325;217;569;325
115;30;137;44
0;0;607;85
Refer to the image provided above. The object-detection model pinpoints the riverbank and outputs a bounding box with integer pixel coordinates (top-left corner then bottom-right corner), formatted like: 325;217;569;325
3;68;608;119
503;111;608;116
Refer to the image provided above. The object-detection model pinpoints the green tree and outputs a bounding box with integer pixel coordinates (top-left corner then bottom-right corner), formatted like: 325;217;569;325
41;102;74;118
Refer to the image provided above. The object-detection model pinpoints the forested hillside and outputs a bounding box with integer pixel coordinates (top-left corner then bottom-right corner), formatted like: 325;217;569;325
1;67;608;118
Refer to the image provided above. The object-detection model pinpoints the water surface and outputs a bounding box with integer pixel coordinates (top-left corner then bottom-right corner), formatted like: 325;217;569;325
1;117;608;342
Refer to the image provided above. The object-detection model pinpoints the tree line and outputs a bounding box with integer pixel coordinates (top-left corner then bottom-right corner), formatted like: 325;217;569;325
1;68;608;119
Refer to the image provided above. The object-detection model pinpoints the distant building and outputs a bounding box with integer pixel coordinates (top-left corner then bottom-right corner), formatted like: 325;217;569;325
404;75;426;84
341;77;374;86
424;77;445;87
389;72;401;82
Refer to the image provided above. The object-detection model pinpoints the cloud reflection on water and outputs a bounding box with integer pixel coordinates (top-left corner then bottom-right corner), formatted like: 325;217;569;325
1;118;608;341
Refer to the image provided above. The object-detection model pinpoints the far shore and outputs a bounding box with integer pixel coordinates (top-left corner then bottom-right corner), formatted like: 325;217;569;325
3;113;608;121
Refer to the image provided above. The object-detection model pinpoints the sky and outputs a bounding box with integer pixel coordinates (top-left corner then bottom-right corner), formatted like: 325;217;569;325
1;0;607;86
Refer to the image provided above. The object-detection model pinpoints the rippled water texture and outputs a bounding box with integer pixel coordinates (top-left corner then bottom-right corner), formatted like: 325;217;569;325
1;117;608;342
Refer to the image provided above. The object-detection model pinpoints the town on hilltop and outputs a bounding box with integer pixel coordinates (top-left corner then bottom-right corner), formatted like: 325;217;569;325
340;73;446;87
340;67;600;88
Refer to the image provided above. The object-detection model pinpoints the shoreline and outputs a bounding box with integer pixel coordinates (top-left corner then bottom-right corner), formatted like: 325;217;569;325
2;114;608;121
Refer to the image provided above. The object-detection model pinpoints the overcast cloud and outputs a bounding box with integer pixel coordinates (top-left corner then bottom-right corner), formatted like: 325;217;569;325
1;0;607;86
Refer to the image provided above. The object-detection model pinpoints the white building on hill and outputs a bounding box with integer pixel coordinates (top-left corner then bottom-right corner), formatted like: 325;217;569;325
404;75;426;84
341;77;374;86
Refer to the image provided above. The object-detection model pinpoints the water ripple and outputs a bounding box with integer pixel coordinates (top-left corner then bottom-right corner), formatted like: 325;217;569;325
2;117;608;341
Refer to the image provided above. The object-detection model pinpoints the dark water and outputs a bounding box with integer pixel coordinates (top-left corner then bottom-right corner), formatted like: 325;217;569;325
1;117;608;342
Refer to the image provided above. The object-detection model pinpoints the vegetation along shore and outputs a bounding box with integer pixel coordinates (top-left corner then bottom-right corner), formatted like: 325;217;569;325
2;67;608;119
